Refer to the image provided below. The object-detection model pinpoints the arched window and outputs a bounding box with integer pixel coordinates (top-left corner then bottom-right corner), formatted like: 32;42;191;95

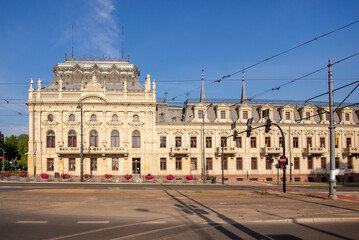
132;130;140;148
90;130;98;147
133;115;139;122
68;130;77;147
111;130;120;147
47;130;55;148
91;114;97;122
48;114;54;122
69;114;75;122
112;114;118;122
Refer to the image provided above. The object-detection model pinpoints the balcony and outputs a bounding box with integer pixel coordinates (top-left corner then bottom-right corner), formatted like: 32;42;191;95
56;147;80;155
303;147;326;155
56;146;128;157
216;147;236;156
170;147;190;156
103;147;129;156
261;147;283;155
343;147;359;155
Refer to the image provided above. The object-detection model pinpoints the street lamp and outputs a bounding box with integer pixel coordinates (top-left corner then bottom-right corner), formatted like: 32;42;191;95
202;103;213;183
77;103;84;182
0;147;5;172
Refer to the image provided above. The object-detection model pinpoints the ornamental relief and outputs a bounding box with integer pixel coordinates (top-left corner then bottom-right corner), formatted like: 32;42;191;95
157;130;169;135
63;120;80;127
128;121;145;127
188;130;199;135
218;129;230;135
85;120;102;126
304;130;315;136
107;120;123;126
291;130;301;136
42;120;59;127
317;131;328;136
344;132;354;136
173;130;184;135
204;130;214;135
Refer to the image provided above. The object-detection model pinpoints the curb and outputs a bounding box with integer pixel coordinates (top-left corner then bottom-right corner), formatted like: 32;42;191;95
246;217;359;223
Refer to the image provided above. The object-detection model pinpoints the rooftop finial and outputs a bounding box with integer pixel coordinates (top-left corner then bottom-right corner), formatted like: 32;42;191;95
164;92;168;103
240;69;247;104
200;67;206;103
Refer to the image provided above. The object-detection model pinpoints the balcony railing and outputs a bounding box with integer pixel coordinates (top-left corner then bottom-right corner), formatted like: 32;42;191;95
303;147;326;155
170;147;190;156
261;147;282;155
343;147;359;155
216;147;236;156
56;146;128;156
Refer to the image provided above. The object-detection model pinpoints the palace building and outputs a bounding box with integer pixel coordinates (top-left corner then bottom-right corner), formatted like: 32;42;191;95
26;57;359;182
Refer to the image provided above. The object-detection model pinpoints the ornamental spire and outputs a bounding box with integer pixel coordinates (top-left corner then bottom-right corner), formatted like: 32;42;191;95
240;70;247;104
200;67;206;103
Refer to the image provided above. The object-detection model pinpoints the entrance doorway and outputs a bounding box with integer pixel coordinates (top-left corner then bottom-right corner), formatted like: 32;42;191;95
132;158;141;175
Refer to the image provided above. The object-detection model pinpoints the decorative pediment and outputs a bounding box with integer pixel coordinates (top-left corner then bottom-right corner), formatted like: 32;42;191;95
317;131;328;136
78;94;107;104
188;130;199;135
42;120;59;127
291;130;301;136
173;130;184;135
85;120;102;126
128;121;145;127
64;120;80;127
157;129;169;135
218;129;230;136
204;130;214;134
107;120;123;126
304;130;315;136
84;74;103;91
344;132;354;137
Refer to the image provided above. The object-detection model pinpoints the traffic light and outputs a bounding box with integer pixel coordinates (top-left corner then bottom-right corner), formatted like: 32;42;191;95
233;130;238;141
265;118;272;133
246;117;253;138
269;154;274;163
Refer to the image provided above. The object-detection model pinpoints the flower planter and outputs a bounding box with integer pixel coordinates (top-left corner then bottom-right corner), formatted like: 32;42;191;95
144;174;155;183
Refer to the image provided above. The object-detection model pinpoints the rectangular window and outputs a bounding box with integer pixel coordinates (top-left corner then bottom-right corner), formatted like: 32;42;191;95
265;137;271;147
175;136;182;147
326;112;330;120
112;158;119;171
47;136;55;148
47;158;54;171
321;157;326;169
206;158;213;170
294;157;300;169
160;136;166;148
176;158;182;170
307;137;312;148
285;111;290;120
132;136;140;148
236;158;242;170
335;157;339;169
68;135;77;147
221;137;227;147
91;158;97;171
346;138;351;148
190;137;197;148
190;158;197;170
307;157;313;169
220;110;226;119
279;137;283;148
160;158;167;170
206;137;212;148
266;157;271;170
223;158;228;170
69;158;76;171
345;113;350;121
198;110;204;119
305;112;310;120
320;137;325;148
236;137;242;148
293;137;299;148
243;111;248;119
250;137;256;148
347;156;352;169
251;157;257;170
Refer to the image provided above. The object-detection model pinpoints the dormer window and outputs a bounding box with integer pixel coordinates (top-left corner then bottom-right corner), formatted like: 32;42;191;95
285;112;290;120
220;111;226;119
198;110;203;119
326;112;330;121
262;109;269;119
91;114;97;122
345;113;350;121
305;112;310;120
243;111;248;119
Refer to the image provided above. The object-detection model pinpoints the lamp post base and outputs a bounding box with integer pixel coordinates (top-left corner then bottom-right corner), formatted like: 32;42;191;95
328;179;337;200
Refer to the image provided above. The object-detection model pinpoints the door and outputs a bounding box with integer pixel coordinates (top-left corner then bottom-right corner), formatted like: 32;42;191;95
132;158;141;175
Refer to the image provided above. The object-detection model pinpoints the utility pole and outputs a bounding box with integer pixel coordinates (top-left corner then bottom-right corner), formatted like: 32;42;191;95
0;148;5;172
328;59;337;200
289;125;292;182
77;103;84;182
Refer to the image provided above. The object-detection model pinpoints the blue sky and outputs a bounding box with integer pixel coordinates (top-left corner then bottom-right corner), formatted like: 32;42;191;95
0;0;358;136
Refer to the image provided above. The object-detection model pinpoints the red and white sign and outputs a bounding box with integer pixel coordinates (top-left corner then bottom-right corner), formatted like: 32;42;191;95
279;155;287;165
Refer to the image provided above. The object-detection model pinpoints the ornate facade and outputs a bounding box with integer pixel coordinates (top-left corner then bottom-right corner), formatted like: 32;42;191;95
26;58;359;182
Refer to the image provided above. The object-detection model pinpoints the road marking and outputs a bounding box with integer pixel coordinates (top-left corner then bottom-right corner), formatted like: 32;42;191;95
77;221;110;224
142;221;166;224
16;221;48;224
252;181;273;186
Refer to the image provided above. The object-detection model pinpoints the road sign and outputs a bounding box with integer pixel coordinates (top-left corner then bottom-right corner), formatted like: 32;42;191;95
9;160;13;164
0;157;3;159
279;155;287;165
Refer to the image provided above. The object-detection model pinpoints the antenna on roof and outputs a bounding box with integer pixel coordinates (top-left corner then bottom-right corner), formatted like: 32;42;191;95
122;26;124;59
72;25;74;60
